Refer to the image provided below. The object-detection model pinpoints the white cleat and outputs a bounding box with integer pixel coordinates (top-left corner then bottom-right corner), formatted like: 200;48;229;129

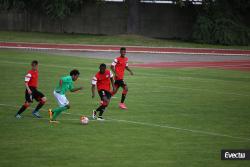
92;110;97;119
15;114;22;119
97;117;105;121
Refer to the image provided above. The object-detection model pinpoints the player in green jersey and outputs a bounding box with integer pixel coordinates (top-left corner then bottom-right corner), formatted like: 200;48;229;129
49;69;83;123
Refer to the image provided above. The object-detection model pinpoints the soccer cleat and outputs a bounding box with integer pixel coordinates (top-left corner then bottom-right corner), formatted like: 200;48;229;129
97;117;105;121
15;114;22;119
92;110;97;119
49;120;59;124
48;109;53;120
32;111;41;118
119;103;127;109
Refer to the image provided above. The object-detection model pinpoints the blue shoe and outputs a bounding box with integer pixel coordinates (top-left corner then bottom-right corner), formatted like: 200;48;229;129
32;111;42;118
15;114;22;119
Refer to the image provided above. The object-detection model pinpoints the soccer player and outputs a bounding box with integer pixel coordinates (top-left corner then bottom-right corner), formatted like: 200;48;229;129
15;60;47;119
111;47;134;109
48;69;83;123
91;64;115;120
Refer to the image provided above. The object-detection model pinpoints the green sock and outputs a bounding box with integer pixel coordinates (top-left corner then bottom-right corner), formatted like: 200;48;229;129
52;106;68;120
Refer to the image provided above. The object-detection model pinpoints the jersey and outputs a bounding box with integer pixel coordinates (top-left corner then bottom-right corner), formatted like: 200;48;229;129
92;70;113;92
25;70;38;88
55;75;74;95
111;56;128;80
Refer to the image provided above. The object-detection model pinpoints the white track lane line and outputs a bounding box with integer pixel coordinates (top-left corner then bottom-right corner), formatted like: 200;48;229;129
1;103;250;142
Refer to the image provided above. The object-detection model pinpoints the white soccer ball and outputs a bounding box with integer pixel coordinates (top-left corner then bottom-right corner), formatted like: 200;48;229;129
80;116;89;125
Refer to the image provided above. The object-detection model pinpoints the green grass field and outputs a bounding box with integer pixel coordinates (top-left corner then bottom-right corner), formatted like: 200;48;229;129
0;49;250;167
0;31;250;50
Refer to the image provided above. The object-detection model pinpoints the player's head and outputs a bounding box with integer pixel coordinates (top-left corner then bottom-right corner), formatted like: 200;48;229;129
99;63;106;74
70;69;80;81
120;47;126;57
31;60;38;70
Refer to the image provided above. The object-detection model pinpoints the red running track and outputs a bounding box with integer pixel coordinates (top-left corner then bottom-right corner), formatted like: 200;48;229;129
131;60;250;71
1;42;250;71
0;42;250;55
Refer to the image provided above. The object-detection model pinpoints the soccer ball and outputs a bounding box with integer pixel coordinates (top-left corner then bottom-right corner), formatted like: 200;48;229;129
80;116;89;125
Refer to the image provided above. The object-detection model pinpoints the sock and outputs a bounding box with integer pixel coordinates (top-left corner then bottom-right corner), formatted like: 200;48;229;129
17;105;27;115
52;106;68;120
17;103;29;115
121;94;126;103
96;105;106;117
34;102;44;113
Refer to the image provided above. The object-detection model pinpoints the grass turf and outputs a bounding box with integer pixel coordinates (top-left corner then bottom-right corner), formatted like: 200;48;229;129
0;49;250;167
0;31;250;50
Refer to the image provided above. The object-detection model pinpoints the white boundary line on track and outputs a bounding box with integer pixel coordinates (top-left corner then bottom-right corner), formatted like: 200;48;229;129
0;103;250;142
1;46;250;56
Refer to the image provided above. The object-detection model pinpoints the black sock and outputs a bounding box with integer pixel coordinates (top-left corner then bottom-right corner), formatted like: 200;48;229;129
17;105;27;115
34;102;44;112
121;94;126;103
96;105;106;117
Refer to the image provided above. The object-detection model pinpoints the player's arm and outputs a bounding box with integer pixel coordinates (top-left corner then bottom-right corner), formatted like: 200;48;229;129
24;82;32;94
111;59;118;76
111;65;116;76
91;76;97;98
125;66;134;75
110;71;115;92
70;87;83;92
24;73;32;94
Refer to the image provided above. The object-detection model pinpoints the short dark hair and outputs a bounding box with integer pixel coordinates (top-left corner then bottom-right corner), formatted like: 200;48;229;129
99;63;106;68
31;60;38;65
120;47;126;51
70;69;80;76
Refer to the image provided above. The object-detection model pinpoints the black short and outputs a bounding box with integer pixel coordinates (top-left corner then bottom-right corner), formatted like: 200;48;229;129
25;87;45;103
98;90;111;100
115;80;126;88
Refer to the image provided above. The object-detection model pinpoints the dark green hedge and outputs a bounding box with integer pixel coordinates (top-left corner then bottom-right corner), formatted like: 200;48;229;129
192;0;250;46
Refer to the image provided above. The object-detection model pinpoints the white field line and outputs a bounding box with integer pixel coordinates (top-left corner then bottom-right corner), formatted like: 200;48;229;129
0;60;249;97
1;46;250;56
1;103;250;142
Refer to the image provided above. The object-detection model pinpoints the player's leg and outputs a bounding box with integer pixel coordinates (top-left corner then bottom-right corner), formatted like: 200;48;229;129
32;90;46;118
111;80;120;96
49;91;69;121
94;91;110;120
119;81;128;109
15;101;31;118
15;90;32;118
51;104;70;121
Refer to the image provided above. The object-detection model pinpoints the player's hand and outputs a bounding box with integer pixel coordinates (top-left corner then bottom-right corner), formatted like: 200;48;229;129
92;94;95;98
130;71;134;75
27;89;32;94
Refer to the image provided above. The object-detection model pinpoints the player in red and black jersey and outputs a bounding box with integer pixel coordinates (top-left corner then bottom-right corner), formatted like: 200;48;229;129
15;60;47;119
91;64;115;120
111;47;134;109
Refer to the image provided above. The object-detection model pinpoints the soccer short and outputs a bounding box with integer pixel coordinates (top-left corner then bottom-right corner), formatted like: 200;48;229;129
114;79;126;88
25;87;45;103
98;90;112;100
53;91;69;107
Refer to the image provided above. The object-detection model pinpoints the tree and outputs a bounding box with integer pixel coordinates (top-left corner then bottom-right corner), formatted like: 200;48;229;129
0;0;97;20
193;0;250;45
